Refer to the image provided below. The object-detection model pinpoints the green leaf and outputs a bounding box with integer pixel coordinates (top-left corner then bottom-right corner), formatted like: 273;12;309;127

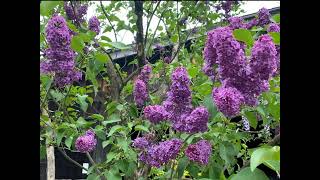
107;151;117;163
71;35;85;53
188;66;199;78
87;166;96;175
203;94;218;119
233;29;254;46
87;173;99;180
56;132;64;146
269;32;280;45
117;137;129;153
187;164;200;178
250;146;280;171
135;125;149;132
89;114;104;121
65;136;73;149
219;142;238;165
49;90;64;102
116;104;125;111
177;157;189;179
95;53;109;63
40;1;61;16
105;169;121;180
209;162;223;179
244;111;258;129
126;161;137;176
106;101;119;115
128;59;138;66
102;140;112;148
76;94;89;112
94;126;106;140
101;36;112;42
76;117;88;127
79;33;91;43
105;42;130;50
67;22;79;34
108;125;125;137
264;160;280;172
86;68;98;95
256;106;266;117
195;82;212;96
102;114;121;126
230;167;268;180
40;75;53;92
272;14;280;23
129;104;139;118
87;31;97;40
171;34;178;43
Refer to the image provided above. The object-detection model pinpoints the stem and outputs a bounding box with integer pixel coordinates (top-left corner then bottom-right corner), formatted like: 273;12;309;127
58;147;88;171
183;134;193;144
145;9;165;59
267;134;280;146
70;1;81;27
169;160;175;180
100;1;118;42
86;152;106;179
144;1;161;46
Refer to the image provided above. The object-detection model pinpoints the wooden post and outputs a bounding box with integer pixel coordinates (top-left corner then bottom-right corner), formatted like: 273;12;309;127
43;108;55;180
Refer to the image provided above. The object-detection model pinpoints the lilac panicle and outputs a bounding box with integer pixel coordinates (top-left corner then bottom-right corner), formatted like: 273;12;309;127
143;105;169;124
41;15;81;87
249;34;277;81
75;130;97;153
89;16;101;35
132;137;152;150
185;140;212;165
257;7;271;27
138;64;152;84
139;138;183;167
173;106;209;133
228;16;246;30
212;86;244;117
133;79;149;107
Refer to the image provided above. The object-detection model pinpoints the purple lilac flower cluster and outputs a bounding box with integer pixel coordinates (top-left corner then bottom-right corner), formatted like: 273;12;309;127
138;138;183;168
133;64;152;107
221;1;233;18
143;67;209;133
257;7;271;27
132;137;153;150
202;34;217;81
173;106;209;133
40;15;81;87
185;140;212;165
203;25;277;116
75;130;97;153
143;105;169;124
228;16;246;30
137;64;152;84
267;23;280;33
88;16;101;35
64;2;88;23
267;23;280;76
133;79;149;107
212;86;244;117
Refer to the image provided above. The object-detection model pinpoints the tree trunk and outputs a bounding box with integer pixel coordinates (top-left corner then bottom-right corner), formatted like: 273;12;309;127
134;0;146;67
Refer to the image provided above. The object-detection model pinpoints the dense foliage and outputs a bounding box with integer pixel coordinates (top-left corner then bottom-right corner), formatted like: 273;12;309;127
40;1;280;180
